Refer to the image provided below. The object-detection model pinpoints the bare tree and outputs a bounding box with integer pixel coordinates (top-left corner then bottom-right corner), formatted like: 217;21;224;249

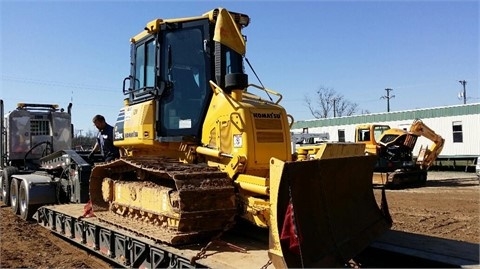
304;87;335;118
305;87;358;118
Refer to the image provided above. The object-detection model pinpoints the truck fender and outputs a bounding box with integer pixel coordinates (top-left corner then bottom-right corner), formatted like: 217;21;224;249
12;173;58;206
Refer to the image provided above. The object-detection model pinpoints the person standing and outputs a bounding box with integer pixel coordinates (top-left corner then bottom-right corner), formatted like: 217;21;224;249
88;115;120;162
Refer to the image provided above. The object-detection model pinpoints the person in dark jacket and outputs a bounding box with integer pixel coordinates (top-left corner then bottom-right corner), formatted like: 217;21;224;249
89;114;120;162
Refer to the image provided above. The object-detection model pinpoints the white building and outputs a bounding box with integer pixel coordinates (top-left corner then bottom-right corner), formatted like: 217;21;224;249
291;103;480;162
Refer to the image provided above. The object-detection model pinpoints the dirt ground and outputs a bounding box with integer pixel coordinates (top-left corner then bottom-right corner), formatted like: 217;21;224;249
375;171;479;244
0;171;478;268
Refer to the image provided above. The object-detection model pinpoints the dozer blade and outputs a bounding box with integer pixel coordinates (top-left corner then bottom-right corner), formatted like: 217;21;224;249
269;155;391;268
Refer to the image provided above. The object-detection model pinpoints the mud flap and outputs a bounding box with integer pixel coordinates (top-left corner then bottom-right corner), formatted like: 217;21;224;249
268;155;391;268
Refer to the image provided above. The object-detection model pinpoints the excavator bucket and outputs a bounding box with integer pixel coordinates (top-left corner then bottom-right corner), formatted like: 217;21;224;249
268;152;391;268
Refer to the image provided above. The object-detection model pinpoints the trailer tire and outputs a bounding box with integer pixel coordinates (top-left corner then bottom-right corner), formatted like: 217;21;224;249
19;179;37;220
1;166;19;206
10;178;20;214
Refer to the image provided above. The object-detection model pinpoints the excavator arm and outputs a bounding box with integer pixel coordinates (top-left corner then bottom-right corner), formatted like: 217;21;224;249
409;119;445;169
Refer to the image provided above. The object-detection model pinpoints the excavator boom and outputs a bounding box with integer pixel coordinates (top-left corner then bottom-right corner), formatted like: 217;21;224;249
410;119;445;169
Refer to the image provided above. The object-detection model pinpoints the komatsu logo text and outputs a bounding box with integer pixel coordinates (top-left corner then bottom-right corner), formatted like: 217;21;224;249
252;112;281;119
125;131;139;138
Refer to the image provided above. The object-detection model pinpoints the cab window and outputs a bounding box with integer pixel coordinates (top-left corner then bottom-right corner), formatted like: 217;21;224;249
133;40;156;96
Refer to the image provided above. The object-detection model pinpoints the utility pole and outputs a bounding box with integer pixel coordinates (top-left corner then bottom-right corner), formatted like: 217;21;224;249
458;80;467;104
381;88;395;112
327;97;339;118
333;98;337;118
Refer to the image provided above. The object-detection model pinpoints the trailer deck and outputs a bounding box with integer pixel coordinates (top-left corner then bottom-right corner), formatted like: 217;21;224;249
36;204;271;268
36;203;479;268
369;230;479;268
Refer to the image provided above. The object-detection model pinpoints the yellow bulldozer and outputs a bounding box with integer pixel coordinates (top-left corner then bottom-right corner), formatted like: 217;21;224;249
355;119;445;187
86;8;391;267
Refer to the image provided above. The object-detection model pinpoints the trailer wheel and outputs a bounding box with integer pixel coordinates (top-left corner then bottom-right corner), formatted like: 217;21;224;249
19;180;37;220
1;166;19;206
10;178;20;214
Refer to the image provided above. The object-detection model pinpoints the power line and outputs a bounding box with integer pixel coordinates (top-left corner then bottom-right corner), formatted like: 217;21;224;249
1;75;117;92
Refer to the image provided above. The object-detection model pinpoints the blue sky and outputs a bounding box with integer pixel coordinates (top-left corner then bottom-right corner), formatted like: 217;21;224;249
1;1;478;135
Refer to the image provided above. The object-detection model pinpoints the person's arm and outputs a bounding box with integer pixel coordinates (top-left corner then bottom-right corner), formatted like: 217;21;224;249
88;141;100;159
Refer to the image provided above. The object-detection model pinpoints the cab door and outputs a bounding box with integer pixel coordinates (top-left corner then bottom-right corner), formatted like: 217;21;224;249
156;19;212;141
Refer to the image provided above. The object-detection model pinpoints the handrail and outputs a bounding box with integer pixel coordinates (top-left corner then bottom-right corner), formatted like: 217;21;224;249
246;83;283;105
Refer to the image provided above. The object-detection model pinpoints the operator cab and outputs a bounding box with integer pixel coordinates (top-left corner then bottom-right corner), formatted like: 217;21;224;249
356;124;390;143
122;11;248;142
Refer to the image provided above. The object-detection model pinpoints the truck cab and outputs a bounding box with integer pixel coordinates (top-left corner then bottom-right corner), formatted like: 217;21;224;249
1;100;90;220
2;102;73;170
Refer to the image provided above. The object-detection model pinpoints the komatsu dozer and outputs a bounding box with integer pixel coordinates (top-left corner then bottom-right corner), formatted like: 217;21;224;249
89;8;391;267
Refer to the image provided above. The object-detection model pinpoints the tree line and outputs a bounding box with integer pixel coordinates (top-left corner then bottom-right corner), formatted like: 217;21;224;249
72;131;96;151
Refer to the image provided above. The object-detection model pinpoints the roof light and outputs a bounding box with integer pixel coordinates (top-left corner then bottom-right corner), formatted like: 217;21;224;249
209;9;250;27
229;11;250;27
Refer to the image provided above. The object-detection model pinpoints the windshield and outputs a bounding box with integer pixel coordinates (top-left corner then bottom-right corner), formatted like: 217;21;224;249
374;125;390;142
157;21;210;138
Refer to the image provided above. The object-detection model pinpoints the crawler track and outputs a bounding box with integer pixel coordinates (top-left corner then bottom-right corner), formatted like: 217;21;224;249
89;157;237;245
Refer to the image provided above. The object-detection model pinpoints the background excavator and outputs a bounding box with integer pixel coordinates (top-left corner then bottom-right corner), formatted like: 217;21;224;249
355;119;444;187
27;8;391;268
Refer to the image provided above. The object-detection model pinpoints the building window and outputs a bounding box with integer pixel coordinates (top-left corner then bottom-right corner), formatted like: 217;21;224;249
338;129;345;142
452;121;463;143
